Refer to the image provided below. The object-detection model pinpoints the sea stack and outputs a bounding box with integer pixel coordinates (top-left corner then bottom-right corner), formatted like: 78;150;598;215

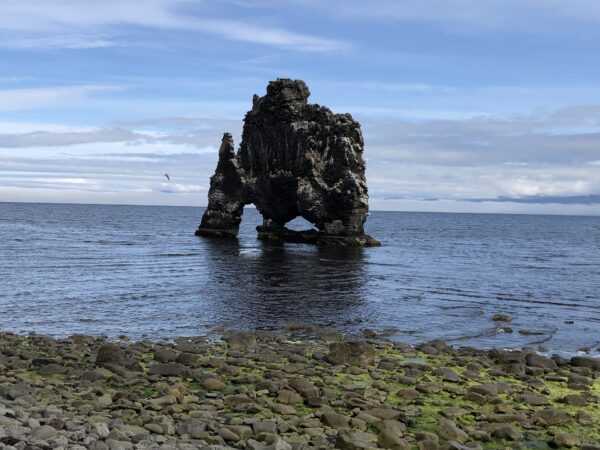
196;79;379;246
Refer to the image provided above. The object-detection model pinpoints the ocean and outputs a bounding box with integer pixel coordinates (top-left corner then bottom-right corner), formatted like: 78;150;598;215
1;202;598;355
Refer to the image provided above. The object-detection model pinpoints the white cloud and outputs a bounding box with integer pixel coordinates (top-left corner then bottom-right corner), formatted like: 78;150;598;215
0;0;347;52
0;128;147;148
1;104;599;211
0;35;115;50
192;19;347;52
160;182;206;193
0;85;119;112
296;0;600;34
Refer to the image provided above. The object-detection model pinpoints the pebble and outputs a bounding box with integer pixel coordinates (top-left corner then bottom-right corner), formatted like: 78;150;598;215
0;330;595;449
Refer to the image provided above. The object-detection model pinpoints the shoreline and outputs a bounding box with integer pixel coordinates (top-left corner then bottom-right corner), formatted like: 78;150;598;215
0;328;598;449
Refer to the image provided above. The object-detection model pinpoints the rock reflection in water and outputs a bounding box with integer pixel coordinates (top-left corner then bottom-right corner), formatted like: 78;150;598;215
199;236;368;331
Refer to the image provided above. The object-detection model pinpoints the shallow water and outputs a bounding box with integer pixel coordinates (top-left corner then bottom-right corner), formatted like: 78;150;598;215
0;202;599;355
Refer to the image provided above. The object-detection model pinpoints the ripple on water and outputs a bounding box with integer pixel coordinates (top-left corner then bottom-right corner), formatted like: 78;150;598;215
0;203;599;354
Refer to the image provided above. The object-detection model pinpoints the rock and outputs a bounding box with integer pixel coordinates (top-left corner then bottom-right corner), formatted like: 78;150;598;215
93;422;110;438
397;388;419;400
321;412;350;430
196;79;379;247
105;439;133;449
38;362;68;375
377;429;410;449
439;407;468;418
525;353;557;369
154;348;177;363
288;378;319;398
218;427;240;442
225;425;253;441
436;420;468;444
491;314;512;322
176;352;200;366
432;367;461;382
417;441;440;450
145;423;164;434
277;389;303;404
549;432;581;448
532;407;571;426
560;394;588;406
248;436;292;450
415;432;439;443
93;394;113;409
223;332;258;349
492;424;523;441
95;344;125;366
364;408;403;421
468;383;512;397
203;377;227;391
224;394;255;407
336;431;378;449
0;382;32;400
148;363;188;377
252;421;278;435
374;420;406;436
518;392;549;405
576;410;593;426
326;341;376;366
570;356;600;370
417;381;444;394
518;329;544;335
31;425;58;440
177;418;208;439
272;403;296;415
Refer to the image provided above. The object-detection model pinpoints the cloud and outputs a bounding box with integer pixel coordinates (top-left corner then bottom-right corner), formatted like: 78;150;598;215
0;113;243;151
0;85;119;112
0;0;347;52
363;105;600;168
1;104;599;212
192;19;347;52
0;34;115;50
0;128;146;148
159;182;206;194
294;0;600;35
466;194;600;205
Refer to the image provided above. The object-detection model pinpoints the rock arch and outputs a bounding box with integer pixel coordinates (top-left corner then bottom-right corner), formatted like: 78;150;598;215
196;79;379;246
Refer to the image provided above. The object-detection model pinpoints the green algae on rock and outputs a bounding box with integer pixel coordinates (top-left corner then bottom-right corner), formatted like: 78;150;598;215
0;330;598;449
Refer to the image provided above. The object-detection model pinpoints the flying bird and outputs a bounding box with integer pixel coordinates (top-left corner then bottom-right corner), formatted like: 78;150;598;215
164;173;170;181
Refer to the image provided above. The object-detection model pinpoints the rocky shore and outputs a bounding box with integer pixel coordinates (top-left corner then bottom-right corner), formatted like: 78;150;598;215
0;328;598;450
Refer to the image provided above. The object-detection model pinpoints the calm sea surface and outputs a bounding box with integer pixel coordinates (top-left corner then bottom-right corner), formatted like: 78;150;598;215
0;202;599;355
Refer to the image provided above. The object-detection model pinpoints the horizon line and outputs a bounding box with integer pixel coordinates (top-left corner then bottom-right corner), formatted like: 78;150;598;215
1;200;599;218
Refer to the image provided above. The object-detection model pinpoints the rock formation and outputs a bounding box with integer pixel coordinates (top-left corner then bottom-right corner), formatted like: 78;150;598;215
196;79;379;246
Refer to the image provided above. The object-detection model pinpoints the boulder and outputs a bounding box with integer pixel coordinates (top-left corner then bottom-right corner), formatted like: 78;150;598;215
326;341;376;367
95;344;125;366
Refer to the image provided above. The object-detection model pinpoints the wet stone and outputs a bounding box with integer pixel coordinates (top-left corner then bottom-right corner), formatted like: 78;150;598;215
326;342;376;367
154;348;177;363
95;344;125;367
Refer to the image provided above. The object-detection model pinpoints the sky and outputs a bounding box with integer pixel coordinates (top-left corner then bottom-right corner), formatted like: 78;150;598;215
1;0;599;215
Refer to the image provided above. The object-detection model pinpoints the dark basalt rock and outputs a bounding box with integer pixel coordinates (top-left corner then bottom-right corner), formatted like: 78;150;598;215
196;78;379;246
